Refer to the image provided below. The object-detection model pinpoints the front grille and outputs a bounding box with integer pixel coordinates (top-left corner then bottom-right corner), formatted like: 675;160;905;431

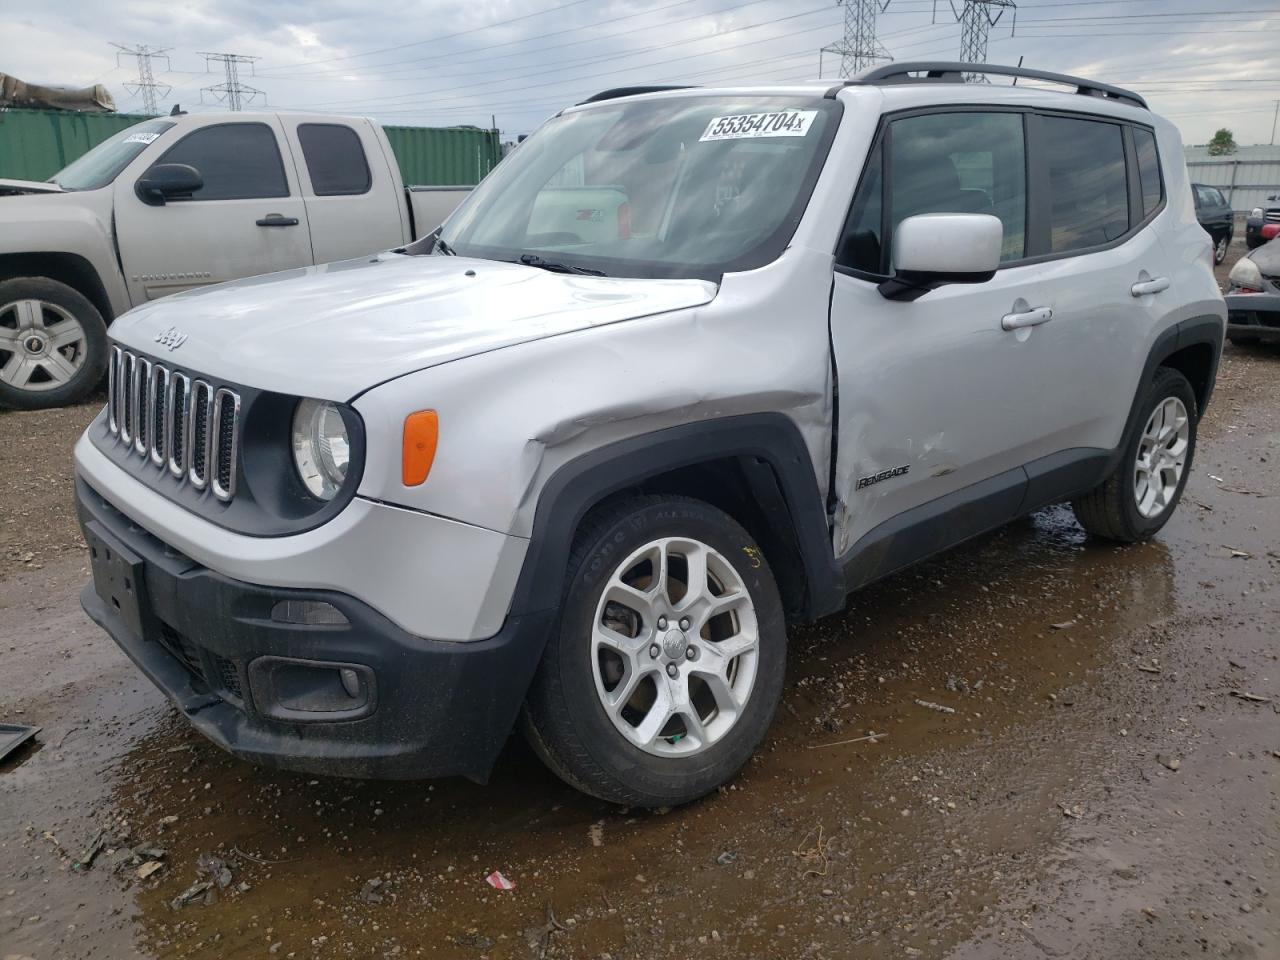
1266;211;1280;223
107;347;240;502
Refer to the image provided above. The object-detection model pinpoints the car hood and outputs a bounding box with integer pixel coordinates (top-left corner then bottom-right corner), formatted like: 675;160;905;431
0;177;64;195
108;253;718;400
1248;239;1280;278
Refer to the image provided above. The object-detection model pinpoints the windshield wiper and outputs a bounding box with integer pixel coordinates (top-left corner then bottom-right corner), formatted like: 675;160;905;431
516;253;606;277
434;235;457;256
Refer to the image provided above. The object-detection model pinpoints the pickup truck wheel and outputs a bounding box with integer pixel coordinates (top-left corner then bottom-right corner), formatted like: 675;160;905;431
0;278;108;410
1213;234;1229;265
522;495;786;807
1071;367;1197;542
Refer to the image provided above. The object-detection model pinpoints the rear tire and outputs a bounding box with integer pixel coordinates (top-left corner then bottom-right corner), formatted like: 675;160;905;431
1072;367;1198;542
1213;234;1229;265
521;495;787;807
0;277;108;410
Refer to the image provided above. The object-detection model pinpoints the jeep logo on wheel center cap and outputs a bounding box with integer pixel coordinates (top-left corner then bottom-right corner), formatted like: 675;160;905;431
661;628;686;660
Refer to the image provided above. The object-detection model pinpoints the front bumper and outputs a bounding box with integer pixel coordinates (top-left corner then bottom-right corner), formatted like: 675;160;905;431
1225;292;1280;341
77;477;552;781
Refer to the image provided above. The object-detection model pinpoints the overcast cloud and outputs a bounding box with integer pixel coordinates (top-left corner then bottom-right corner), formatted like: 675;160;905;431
5;0;1279;145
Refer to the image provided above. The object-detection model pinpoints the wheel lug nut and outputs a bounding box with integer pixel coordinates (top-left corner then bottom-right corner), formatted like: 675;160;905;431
657;616;667;630
666;663;678;679
686;646;697;660
679;617;690;630
649;644;660;659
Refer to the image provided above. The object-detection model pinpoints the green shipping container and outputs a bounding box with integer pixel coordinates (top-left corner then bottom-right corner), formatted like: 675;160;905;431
0;108;501;186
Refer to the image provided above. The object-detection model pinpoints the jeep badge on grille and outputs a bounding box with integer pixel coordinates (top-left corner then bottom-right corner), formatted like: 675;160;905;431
154;326;188;351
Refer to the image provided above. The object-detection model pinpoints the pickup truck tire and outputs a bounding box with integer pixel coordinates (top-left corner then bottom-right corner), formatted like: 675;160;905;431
1213;234;1229;265
0;277;108;410
1072;367;1198;542
521;495;786;807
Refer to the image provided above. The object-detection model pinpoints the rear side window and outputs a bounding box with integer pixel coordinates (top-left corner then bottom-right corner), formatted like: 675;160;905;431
154;123;288;201
1042;116;1129;253
839;110;1026;273
1133;127;1163;218
298;124;372;196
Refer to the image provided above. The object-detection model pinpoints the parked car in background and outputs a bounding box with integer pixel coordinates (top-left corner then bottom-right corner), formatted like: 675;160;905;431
0;112;471;410
1246;194;1280;249
1192;182;1233;264
1225;238;1280;344
74;63;1225;806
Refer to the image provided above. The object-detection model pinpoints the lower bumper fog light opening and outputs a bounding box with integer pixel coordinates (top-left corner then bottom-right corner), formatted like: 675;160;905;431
247;656;377;723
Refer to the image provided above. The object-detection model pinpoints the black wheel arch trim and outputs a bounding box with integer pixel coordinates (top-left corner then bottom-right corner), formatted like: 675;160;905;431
505;413;845;623
1109;313;1223;472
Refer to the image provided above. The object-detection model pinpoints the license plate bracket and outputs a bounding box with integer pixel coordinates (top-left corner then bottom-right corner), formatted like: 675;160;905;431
85;520;150;638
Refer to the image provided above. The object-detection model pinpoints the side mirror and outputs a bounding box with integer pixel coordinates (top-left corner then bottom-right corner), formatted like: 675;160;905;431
135;163;203;206
878;213;1003;301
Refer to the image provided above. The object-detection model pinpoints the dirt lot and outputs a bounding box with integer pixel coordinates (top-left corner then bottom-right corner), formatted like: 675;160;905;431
1;244;1276;960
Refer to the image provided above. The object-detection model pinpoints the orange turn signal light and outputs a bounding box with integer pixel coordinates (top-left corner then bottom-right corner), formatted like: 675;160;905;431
402;410;439;486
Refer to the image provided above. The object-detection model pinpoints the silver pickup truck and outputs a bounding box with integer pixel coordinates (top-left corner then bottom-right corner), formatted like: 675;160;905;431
0;111;470;409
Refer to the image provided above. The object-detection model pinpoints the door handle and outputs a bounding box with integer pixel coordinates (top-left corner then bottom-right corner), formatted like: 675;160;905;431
1001;306;1053;331
256;214;299;227
1131;276;1169;297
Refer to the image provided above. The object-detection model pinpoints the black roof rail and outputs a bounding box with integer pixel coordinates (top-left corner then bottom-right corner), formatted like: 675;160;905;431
578;85;695;105
834;61;1147;109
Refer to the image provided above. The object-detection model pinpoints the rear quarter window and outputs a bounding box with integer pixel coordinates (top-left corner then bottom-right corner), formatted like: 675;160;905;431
1132;127;1163;219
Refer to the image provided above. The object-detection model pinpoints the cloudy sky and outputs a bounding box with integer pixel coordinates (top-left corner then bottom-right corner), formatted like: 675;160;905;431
6;0;1279;144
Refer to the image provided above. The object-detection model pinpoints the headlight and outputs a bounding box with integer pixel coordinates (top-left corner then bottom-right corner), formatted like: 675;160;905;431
292;399;350;500
1228;256;1264;293
1252;207;1264;219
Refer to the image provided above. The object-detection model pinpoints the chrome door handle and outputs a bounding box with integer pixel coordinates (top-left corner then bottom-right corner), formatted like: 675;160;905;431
1001;306;1053;331
1131;276;1169;296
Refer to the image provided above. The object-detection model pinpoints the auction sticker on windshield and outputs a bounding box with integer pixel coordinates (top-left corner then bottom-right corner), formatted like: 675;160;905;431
699;110;817;141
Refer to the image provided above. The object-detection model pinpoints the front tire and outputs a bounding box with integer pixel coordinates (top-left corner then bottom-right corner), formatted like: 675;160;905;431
1072;367;1198;542
1213;234;1229;265
522;495;787;807
0;277;108;410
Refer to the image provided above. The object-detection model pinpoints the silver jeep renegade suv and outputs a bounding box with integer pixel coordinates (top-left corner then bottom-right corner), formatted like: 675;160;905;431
75;63;1226;806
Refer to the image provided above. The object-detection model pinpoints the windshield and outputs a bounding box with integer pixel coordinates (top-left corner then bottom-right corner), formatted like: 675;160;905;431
51;119;175;191
439;95;840;280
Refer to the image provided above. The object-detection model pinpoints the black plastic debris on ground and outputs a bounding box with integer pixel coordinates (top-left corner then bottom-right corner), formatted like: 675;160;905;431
0;723;40;764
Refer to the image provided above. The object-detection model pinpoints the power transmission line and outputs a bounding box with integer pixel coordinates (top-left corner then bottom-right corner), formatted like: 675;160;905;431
937;1;1016;81
820;1;893;80
111;42;172;115
199;52;265;110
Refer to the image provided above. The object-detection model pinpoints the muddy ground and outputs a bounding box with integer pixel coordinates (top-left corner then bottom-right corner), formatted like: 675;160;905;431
1;245;1276;959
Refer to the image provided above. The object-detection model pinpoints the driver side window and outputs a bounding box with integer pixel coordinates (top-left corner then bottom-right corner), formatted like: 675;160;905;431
152;123;289;201
838;111;1027;274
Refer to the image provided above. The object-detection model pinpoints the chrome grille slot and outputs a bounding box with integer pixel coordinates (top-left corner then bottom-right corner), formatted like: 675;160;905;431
107;346;121;435
189;380;213;490
1266;211;1280;223
133;358;152;455
211;388;240;501
167;372;190;478
119;351;135;444
102;346;242;503
149;364;169;466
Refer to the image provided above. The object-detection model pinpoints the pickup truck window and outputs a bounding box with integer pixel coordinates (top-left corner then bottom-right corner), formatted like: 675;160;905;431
297;123;372;196
152;122;289;201
440;95;840;281
50;119;175;191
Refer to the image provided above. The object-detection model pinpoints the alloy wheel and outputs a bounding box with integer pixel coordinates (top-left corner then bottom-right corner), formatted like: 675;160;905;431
0;299;88;392
591;536;759;757
1133;395;1190;519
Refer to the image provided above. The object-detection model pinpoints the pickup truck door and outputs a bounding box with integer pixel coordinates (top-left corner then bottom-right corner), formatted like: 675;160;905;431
114;118;313;302
280;118;409;263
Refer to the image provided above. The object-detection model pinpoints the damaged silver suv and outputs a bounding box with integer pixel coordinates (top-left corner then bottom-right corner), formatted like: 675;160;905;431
75;64;1225;806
